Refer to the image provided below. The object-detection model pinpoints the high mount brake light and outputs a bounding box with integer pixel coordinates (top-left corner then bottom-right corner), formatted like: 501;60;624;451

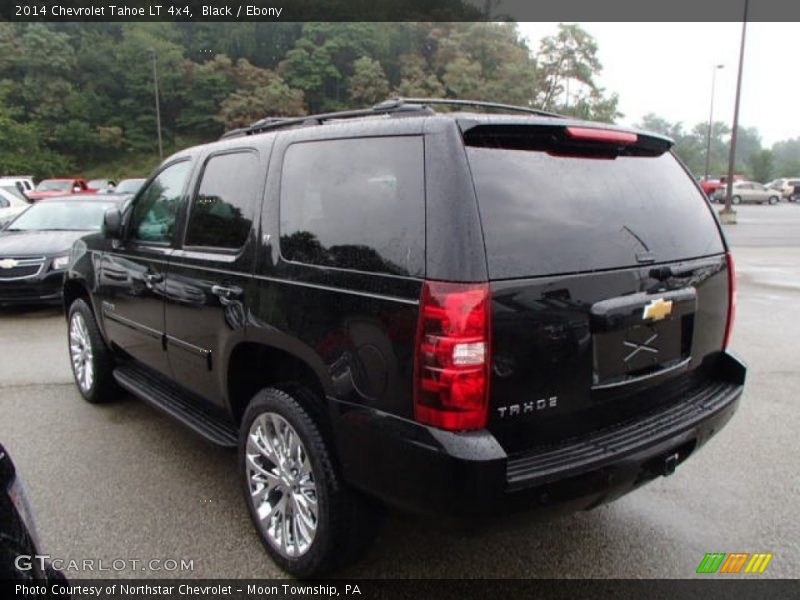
723;252;736;349
565;126;638;145
414;281;491;431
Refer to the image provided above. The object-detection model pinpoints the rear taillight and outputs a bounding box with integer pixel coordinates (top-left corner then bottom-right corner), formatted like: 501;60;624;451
723;252;736;349
414;280;491;431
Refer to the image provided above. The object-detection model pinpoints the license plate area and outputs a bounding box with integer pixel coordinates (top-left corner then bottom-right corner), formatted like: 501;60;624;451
591;288;696;388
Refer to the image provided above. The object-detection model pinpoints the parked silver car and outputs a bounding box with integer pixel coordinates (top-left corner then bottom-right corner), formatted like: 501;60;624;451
766;177;800;199
713;181;781;205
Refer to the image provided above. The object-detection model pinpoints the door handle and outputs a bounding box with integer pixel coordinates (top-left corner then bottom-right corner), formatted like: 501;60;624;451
211;284;243;300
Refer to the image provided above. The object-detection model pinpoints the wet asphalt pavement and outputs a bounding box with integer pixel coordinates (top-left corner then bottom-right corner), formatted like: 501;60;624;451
0;203;798;579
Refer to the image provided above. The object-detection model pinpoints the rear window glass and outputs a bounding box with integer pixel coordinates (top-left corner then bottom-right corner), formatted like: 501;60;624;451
279;137;425;277
467;147;724;279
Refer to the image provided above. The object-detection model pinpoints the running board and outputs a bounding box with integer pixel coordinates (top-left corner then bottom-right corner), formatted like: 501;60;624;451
113;364;238;447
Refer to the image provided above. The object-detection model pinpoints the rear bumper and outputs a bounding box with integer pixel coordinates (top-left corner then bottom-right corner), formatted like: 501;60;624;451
331;351;746;517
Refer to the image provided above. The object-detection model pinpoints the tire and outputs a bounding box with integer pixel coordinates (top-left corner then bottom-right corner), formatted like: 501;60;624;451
67;298;117;403
239;387;378;577
732;195;741;205
769;196;778;205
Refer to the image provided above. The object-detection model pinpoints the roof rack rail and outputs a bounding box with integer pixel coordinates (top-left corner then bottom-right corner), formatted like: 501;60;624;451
378;97;566;119
220;97;564;139
221;102;434;139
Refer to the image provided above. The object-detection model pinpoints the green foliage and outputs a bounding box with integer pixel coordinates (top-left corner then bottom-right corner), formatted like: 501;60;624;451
279;23;384;112
533;23;620;121
394;53;445;97
772;138;800;175
348;57;390;104
0;92;72;178
749;149;775;183
3;21;786;182
636;113;790;182
218;80;305;129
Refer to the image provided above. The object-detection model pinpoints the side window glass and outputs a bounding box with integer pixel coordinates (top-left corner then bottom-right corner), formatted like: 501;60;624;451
279;137;425;276
129;161;192;244
0;197;8;208
185;152;259;250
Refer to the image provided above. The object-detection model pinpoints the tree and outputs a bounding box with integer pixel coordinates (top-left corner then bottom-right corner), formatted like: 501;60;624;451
772;137;800;175
394;53;445;97
8;25;77;128
348;56;389;104
279;23;384;111
0;23;21;73
732;126;763;174
0;89;72;178
532;23;620;122
177;55;236;137
749;149;775;183
214;58;306;129
442;55;485;98
448;22;537;106
637;113;685;140
113;24;188;153
635;114;738;177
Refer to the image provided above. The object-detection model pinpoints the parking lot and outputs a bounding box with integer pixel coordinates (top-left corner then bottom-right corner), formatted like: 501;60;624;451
1;203;798;579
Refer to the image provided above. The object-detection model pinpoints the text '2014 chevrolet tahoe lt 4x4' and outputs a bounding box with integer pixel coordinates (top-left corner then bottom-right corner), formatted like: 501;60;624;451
63;98;746;577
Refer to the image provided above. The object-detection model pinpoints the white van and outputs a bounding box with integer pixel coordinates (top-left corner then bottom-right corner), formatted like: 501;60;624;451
767;177;800;199
0;187;30;227
0;176;35;196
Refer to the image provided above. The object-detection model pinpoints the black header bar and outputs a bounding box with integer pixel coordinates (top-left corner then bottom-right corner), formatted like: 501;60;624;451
3;0;800;22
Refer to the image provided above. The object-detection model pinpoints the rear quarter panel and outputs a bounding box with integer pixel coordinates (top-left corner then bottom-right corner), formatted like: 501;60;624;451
250;123;430;418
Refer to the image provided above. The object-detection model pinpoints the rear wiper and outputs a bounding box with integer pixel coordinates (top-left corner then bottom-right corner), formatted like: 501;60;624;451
621;225;655;264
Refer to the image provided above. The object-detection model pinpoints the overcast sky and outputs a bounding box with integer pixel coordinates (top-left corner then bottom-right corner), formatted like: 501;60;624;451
517;22;796;146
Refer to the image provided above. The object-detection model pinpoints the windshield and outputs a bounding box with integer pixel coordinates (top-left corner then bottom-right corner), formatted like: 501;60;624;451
115;179;145;194
467;146;724;278
7;201;115;231
35;180;72;192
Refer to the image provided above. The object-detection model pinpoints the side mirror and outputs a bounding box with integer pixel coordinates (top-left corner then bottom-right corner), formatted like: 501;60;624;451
103;208;123;239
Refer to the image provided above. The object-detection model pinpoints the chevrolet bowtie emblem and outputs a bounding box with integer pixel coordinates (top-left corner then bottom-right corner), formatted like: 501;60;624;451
642;298;673;322
0;259;19;269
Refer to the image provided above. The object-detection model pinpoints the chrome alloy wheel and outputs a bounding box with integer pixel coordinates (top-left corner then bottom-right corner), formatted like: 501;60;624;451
69;312;94;393
246;413;318;558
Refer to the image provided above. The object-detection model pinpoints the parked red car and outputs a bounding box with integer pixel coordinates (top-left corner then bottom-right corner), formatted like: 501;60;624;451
26;178;92;202
699;178;723;198
699;175;744;200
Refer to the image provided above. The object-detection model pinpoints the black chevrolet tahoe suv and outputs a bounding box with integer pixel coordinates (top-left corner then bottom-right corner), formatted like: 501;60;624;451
63;98;746;577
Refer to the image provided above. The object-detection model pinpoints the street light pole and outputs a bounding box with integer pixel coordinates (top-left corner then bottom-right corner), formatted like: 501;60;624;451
704;64;724;182
151;48;164;162
720;0;749;224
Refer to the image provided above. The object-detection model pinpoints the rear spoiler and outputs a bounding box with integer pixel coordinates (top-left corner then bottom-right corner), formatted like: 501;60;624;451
459;122;673;158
